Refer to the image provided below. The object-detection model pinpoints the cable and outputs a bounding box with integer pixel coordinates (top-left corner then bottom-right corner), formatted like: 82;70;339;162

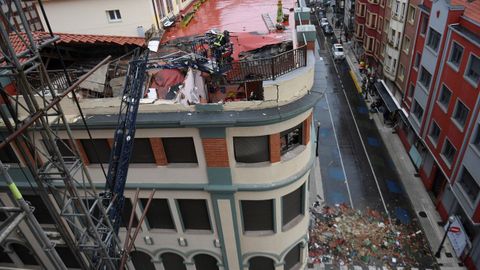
37;0;108;180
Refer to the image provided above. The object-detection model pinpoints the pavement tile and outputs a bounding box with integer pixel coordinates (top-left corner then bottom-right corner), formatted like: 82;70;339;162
328;167;345;181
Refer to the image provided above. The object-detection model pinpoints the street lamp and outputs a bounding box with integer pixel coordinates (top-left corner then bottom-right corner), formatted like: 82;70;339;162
435;216;455;258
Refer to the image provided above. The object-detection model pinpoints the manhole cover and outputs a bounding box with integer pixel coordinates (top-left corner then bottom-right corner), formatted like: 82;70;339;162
418;211;427;218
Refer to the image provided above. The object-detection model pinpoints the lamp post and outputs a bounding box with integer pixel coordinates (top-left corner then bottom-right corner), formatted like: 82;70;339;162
435;216;455;258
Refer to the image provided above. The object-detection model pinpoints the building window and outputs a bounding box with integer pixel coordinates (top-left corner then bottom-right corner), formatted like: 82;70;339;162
106;9;122;22
429;122;441;145
412;101;424;121
10;244;39;266
282;185;304;227
398;64;405;81
80;139;111;164
161;253;186;270
162;137;198;163
403;36;410;54
23;195;55;224
441;139;456;165
120;199;139;228
365;36;375;52
408;5;416;24
408;83;415;99
418;67;432;89
241;200;274;232
248;257;275;270
414;52;421;68
234;136;269;163
0;142;18;163
142;199;175;229
281;124;303;155
177;199;211;231
458;168;479;204
367;12;377;28
448;42;464;68
55;246;80;268
452;100;469;128
426;28;441;52
130;138;155;163
464;54;480;87
384;19;389;33
284;243;301;270
420;16;428;35
378;17;383;32
437;85;451;112
472;124;480;150
193;254;219;270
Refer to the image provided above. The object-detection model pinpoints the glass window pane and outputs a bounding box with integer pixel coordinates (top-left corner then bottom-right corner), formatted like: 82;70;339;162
234;136;269;163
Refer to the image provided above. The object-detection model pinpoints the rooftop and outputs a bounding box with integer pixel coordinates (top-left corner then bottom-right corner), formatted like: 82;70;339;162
451;0;480;23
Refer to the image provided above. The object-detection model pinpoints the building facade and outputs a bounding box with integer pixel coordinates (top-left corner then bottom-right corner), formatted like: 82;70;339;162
39;0;195;37
395;0;480;269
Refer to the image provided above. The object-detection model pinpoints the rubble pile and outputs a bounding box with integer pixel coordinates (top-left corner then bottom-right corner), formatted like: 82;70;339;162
309;204;432;268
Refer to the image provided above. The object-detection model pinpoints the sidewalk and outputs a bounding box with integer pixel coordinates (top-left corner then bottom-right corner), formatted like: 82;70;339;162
333;18;465;269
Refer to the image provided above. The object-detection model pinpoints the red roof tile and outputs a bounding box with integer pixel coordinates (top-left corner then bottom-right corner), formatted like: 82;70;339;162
451;0;480;23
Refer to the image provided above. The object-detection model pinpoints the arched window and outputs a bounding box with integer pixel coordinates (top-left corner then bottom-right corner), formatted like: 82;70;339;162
10;243;39;266
161;252;186;270
284;243;302;270
131;251;155;270
248;256;274;270
193;254;219;270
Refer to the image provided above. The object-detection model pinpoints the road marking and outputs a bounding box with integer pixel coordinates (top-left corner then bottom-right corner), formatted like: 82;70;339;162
330;58;392;223
349;70;362;93
325;94;354;208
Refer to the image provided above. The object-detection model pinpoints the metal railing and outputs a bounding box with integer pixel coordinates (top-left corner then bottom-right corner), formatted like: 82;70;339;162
227;45;308;83
27;69;85;92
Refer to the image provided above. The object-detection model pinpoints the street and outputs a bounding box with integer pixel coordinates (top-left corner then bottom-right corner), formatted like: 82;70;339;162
310;11;436;269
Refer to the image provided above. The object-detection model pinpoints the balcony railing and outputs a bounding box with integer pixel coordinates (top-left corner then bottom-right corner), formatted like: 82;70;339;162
227;45;307;83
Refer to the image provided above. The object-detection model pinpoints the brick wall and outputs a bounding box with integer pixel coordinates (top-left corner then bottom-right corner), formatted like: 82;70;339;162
202;138;229;167
149;138;168;166
75;139;90;165
302;113;312;145
269;133;281;163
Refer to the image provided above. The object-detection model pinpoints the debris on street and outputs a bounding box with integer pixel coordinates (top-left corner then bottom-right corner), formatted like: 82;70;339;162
309;203;434;268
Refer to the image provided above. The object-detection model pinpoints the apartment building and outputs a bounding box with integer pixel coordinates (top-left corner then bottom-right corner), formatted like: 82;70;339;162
0;2;319;270
395;0;480;268
38;0;194;37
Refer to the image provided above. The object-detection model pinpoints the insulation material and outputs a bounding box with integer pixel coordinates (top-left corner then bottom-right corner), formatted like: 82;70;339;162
149;69;185;99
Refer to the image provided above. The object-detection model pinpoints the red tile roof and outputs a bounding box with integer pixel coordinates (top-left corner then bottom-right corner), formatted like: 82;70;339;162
451;0;480;23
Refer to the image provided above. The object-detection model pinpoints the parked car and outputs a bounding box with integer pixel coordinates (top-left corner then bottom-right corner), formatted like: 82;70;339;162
331;43;345;60
322;24;334;35
320;17;329;27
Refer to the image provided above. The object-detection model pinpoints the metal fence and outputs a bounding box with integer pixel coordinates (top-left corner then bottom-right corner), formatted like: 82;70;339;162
27;69;84;92
227;45;307;83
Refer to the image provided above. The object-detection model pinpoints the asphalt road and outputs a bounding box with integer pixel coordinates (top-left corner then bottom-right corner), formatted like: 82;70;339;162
311;13;435;267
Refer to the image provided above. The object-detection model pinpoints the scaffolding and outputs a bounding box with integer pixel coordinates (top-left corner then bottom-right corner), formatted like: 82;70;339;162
0;0;121;268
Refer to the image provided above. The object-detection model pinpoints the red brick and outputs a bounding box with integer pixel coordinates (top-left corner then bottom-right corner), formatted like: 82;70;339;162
269;133;281;163
302;113;312;145
202;138;229;167
75;140;89;165
150;138;168;166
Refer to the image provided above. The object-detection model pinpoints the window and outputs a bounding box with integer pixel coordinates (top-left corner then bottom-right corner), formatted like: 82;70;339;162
106;9;122;22
438;85;452;110
419;67;432;89
54;139;74;156
452;100;469;128
80;139;111;164
284;243;301;270
398;64;405;81
0;142;18;163
458;168;479;203
448;42;464;68
429;122;441;144
177;199;211;230
408;5;416;24
11;244;39;266
378;17;383;32
234;136;269;163
414;52;421;68
367;12;377;28
442;139;456;165
249;257;275;270
55;246;80;268
384;19;389;33
473;125;480;149
193;254;219;270
161;253;187;270
357;3;366;17
420;16;428;35
412;101;424;121
408;83;415;99
365;36;375;52
120;199;139;228
241;200;274;231
465;54;480;86
130;138;155;163
282;185;304;227
426;28;441;52
403;36;411;54
162;137;198;163
142;199;174;229
23;195;55;224
281;124;303;155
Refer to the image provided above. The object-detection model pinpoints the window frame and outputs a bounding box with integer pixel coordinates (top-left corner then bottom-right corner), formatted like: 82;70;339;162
398;64;405;81
447;41;464;72
457;167;480;206
241;199;275;233
177;199;212;232
141;198;176;230
281;185;305;229
428;121;441;146
451;99;469;131
403;35;411;55
233;136;270;163
280;124;303;156
106;9;122;22
471;123;480;154
437;84;452;113
464;53;480;88
408;5;416;24
418;66;432;90
407;83;415;100
412;100;424;123
426;28;441;52
441;138;456;167
419;16;428;36
162;137;198;164
413;52;421;69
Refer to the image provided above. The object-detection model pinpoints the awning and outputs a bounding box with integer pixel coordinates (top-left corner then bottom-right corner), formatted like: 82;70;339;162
374;81;399;112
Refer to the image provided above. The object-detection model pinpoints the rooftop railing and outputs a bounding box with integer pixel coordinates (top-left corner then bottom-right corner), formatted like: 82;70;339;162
227;45;307;83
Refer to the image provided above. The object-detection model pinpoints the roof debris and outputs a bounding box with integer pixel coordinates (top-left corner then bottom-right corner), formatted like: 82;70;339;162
309;204;435;268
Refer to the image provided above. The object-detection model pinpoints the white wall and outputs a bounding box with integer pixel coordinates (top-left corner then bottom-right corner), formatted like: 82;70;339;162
41;0;156;36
